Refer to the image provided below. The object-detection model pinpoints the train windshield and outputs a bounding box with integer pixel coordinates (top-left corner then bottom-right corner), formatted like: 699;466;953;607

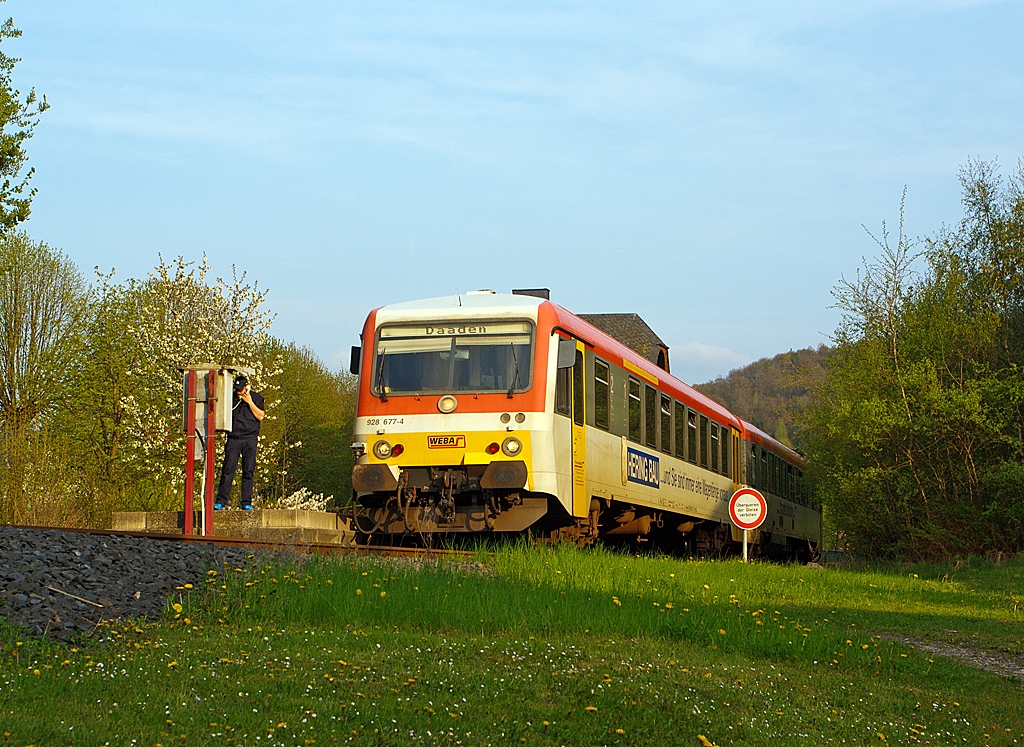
374;321;534;395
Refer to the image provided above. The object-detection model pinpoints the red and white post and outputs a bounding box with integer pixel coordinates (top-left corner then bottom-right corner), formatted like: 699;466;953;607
729;487;768;563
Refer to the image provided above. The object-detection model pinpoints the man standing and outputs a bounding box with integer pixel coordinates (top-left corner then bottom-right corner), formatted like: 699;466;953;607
214;375;265;510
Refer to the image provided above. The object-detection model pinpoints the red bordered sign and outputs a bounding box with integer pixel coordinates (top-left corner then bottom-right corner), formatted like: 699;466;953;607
729;487;767;531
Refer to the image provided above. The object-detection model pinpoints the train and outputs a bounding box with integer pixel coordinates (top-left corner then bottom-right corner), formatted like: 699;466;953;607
348;289;820;559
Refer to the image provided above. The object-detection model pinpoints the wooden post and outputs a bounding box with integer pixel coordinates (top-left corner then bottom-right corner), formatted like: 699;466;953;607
204;369;217;536
184;371;197;535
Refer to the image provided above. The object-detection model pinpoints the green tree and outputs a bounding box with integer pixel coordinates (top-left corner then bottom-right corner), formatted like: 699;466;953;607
0;233;85;522
258;339;357;506
805;164;1024;558
0;6;48;228
64;257;278;522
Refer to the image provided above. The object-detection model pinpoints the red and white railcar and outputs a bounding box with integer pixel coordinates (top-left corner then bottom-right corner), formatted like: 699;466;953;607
349;291;819;556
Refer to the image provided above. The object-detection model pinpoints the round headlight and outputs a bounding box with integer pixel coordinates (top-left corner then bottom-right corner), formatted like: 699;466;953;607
372;439;393;459
501;437;522;457
515;413;526;423
500;413;511;424
438;395;458;413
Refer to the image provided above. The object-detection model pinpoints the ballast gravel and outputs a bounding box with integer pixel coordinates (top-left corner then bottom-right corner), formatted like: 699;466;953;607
0;526;260;640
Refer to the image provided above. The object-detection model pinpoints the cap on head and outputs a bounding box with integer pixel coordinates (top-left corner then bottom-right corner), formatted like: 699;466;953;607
233;375;249;392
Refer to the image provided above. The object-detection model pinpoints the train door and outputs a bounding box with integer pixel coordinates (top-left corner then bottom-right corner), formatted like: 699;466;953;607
571;342;587;517
732;429;741;492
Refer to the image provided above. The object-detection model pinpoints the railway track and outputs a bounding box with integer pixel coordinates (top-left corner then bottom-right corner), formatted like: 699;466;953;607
2;523;480;559
0;523;485;638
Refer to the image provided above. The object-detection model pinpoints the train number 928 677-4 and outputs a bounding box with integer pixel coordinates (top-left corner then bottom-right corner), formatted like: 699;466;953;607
365;418;404;427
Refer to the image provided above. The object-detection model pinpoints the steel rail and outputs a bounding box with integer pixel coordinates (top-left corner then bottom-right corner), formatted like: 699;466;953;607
1;523;480;559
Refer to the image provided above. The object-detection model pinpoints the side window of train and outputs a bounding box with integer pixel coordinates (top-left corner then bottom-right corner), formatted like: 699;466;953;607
787;463;794;500
628;378;642;442
572;349;584;427
660;395;672;453
760;448;768;491
555;365;571;416
699;415;709;468
594;359;610;430
644;385;658;448
674;402;686;459
722;429;730;478
750;443;758;485
687;410;698;463
710;423;720;471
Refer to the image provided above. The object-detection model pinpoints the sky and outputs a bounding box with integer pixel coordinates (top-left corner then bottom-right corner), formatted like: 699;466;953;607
10;0;1024;383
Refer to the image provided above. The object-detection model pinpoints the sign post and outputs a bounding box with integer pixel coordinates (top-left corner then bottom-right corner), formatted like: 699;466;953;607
729;487;767;563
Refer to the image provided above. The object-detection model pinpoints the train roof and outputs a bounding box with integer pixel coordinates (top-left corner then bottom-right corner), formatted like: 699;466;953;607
739;419;805;465
548;304;742;430
375;291;544;323
367;291;752;434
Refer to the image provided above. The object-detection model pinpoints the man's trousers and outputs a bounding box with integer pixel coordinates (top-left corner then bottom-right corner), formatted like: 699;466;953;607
216;436;257;507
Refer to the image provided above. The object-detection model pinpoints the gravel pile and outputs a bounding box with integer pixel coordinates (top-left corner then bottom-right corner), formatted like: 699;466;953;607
0;526;259;640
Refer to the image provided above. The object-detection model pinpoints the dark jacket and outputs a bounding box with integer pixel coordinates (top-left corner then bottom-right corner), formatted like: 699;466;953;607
229;391;264;438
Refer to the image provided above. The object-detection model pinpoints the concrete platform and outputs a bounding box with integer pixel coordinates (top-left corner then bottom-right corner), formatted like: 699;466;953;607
111;509;354;546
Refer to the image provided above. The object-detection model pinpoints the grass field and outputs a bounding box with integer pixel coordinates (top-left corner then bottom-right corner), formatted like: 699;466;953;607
1;545;1022;746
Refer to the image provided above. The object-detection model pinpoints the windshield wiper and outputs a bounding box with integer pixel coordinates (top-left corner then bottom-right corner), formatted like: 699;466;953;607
507;343;522;398
376;348;388;402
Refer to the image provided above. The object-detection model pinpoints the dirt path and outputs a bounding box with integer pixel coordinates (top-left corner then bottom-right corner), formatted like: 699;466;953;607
885;634;1024;680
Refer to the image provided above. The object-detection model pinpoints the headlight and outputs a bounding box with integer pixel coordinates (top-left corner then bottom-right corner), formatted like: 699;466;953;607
438;395;458;413
501;436;522;457
372;439;393;459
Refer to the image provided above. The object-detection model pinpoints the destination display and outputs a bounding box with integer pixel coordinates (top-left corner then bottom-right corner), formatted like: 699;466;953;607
379;322;532;338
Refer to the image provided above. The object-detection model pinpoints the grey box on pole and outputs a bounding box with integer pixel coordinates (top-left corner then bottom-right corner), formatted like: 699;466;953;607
214;370;234;433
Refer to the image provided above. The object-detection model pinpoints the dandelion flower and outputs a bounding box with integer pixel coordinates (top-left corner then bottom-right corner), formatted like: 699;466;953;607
584;706;598;712
172;603;182;613
356;589;362;596
718;629;726;635
380;591;387;598
616;728;625;734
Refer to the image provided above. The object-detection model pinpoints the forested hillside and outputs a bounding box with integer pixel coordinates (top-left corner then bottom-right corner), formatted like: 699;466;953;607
694;346;829;451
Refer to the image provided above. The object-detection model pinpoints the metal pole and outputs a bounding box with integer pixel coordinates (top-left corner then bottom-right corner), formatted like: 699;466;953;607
184;371;196;536
204;369;217;536
743;529;748;563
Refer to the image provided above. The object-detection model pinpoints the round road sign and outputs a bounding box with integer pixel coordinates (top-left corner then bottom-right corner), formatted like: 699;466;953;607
729;487;767;531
